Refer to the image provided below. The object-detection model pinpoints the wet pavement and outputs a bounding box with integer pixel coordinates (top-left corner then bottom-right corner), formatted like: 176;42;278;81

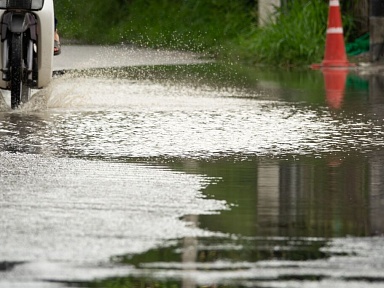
1;46;384;287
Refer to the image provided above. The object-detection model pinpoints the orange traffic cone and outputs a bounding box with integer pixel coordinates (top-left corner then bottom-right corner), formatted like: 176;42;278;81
312;0;354;68
322;68;348;109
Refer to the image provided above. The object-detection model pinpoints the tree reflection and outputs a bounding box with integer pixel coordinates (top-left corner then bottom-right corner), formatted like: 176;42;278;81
191;154;382;238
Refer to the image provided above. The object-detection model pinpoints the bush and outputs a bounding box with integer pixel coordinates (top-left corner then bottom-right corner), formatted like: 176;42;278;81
239;0;329;66
55;0;357;67
55;0;253;52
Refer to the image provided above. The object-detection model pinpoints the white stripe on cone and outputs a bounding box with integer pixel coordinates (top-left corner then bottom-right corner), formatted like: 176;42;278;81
329;0;340;7
327;27;343;34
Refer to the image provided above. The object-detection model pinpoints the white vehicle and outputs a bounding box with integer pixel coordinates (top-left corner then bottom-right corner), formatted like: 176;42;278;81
0;0;54;108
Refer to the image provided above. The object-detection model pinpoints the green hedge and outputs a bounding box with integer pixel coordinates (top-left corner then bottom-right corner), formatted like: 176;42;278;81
55;0;253;51
54;0;355;67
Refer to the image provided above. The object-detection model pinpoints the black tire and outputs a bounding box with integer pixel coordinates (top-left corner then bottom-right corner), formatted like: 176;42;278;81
10;33;23;109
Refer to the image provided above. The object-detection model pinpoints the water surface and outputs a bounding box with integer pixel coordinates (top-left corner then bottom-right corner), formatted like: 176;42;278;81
1;63;383;287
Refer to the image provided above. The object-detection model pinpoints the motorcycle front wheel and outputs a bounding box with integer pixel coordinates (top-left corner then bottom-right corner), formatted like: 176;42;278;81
10;33;30;109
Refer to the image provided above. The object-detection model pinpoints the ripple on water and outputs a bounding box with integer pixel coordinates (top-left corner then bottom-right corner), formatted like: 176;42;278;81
0;76;383;159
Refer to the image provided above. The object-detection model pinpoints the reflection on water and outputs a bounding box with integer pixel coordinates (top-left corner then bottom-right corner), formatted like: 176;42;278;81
98;153;384;287
196;155;378;237
1;64;384;287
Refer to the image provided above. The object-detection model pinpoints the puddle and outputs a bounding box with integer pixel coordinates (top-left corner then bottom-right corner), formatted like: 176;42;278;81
1;63;384;287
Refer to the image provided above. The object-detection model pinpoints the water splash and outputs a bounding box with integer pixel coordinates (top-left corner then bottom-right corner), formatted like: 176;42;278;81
0;75;383;160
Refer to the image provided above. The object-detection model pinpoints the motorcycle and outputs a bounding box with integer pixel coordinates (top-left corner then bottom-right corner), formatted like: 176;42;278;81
0;0;54;109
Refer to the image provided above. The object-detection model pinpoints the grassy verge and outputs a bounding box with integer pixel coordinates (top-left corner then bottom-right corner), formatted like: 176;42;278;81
55;0;252;50
55;0;355;67
238;1;329;66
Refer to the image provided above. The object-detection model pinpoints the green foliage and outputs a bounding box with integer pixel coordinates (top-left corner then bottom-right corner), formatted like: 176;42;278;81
55;0;253;52
55;0;358;67
55;0;128;43
239;0;329;66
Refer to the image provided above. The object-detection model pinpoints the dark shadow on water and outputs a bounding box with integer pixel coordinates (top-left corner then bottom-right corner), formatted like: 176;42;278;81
0;113;48;154
0;261;25;272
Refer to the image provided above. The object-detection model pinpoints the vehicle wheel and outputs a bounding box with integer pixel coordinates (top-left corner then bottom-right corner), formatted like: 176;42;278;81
10;33;23;109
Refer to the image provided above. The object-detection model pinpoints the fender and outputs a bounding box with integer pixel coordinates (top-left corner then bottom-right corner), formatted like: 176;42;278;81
8;13;30;33
36;0;54;88
0;12;36;39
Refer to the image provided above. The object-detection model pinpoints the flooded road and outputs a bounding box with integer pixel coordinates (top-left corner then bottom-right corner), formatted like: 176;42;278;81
1;46;384;287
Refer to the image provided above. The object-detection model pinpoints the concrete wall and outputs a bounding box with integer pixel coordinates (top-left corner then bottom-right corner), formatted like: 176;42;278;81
370;0;384;61
259;0;280;26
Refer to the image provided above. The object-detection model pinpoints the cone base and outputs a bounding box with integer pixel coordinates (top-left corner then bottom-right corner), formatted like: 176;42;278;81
321;60;355;67
311;62;356;70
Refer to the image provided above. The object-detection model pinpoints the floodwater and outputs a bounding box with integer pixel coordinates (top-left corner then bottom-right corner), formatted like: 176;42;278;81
1;48;384;288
